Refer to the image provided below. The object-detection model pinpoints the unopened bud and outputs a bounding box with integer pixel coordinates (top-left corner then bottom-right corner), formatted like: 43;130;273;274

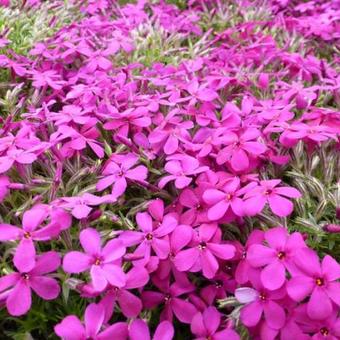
323;224;340;233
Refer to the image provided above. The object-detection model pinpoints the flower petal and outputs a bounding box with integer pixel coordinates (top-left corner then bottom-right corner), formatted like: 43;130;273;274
261;261;286;290
54;316;85;340
307;287;333;320
80;228;101;255
30;276;60;300
14;238;36;273
7;280;31;316
63;251;91;273
85;303;105;338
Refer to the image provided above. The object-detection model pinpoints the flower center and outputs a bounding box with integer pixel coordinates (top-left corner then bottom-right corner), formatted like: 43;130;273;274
225;193;232;201
242;250;247;259
169;251;175;260
259;293;266;301
23;232;31;239
215;281;222;288
21;273;30;280
164;294;171;302
315;277;324;286
320;327;329;336
277;251;285;260
94;258;101;266
145;233;153;241
198;242;207;250
264;189;272;195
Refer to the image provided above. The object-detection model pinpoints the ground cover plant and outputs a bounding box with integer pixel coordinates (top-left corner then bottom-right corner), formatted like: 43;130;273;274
0;0;339;339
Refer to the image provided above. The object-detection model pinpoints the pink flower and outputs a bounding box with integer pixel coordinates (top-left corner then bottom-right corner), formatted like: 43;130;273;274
129;319;174;340
191;306;240;340
234;229;264;284
244;179;301;217
159;155;208;189
174;223;236;279
0;251;60;316
216;128;266;171
61;193;111;219
0;148;37;174
63;228;126;291
98;266;149;318
49;105;92;126
179;187;208;225
142;282;197;324
0;207;61;272
54;303;128;340
203;177;245;221
119;211;177;261
247;227;306;290
294;305;340;339
96;153;148;199
185;79;219;105
236;278;286;330
287;248;340;320
156;224;193;280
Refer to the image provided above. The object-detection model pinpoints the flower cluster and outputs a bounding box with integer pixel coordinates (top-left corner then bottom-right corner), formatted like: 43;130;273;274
0;0;339;339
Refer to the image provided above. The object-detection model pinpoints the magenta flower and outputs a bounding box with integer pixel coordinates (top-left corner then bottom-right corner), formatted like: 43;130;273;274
236;279;286;330
0;207;61;272
191;306;240;340
235;229;264;284
247;227;306;290
119;211;177;261
49;105;92;126
287;248;340;320
174;223;236;279
294;305;340;339
0;251;60;316
96;153;148;199
156;224;193;280
142;282;197;324
63;228;126;291
61;193;111;219
52;125;104;158
31;69;65;90
0;148;38;174
244;179;301;217
54;303;128;340
216;128;266;171
98;266;149;318
159;156;208;189
129;319;174;340
185;79;219;105
203;177;245;221
179;187;208;225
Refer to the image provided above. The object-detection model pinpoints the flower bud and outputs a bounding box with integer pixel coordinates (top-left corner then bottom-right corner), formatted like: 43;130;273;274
323;224;340;233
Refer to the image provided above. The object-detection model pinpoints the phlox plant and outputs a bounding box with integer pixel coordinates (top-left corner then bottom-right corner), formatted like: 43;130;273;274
0;0;339;339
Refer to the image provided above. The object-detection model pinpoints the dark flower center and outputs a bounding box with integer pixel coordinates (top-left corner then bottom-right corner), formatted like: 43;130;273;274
315;277;324;286
23;232;31;239
215;281;223;288
320;327;329;336
277;251;285;260
198;242;207;250
169;251;175;260
21;273;30;280
145;233;153;241
264;190;272;195
259;293;266;301
164;294;171;302
242;250;247;259
94;258;101;266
